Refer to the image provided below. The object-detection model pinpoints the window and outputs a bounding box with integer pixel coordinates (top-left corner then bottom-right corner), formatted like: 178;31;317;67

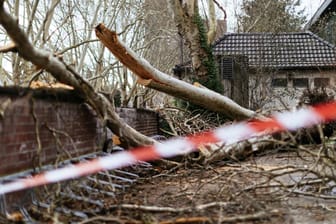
220;57;233;80
293;78;309;88
314;78;330;88
271;78;287;87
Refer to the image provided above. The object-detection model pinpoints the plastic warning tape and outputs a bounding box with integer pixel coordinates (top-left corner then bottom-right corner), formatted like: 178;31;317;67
1;101;336;195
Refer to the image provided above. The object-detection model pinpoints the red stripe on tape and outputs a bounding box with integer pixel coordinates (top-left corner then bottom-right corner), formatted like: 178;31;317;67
313;101;336;122
248;118;284;134
76;160;104;176
131;146;160;161
23;173;48;188
187;131;219;146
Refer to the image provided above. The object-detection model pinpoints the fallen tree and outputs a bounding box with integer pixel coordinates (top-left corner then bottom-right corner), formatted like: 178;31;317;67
95;24;256;120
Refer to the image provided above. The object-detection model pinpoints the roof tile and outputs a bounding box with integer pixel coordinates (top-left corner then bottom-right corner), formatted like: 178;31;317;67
213;32;336;68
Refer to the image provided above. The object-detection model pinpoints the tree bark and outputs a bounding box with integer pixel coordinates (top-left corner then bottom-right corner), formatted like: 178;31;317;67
95;24;256;120
207;0;217;44
167;0;208;77
0;2;155;149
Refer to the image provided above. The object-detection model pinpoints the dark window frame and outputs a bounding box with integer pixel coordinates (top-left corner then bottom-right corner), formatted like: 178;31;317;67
271;78;288;88
219;57;234;80
293;78;309;88
314;77;330;88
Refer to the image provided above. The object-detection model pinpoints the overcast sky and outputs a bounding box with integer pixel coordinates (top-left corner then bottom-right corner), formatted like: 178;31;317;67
223;0;325;32
300;0;324;16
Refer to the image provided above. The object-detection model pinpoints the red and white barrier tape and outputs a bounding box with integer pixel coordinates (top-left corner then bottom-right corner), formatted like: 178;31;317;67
1;101;336;195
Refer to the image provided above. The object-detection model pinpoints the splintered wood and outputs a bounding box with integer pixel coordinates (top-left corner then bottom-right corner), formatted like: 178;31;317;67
29;81;74;90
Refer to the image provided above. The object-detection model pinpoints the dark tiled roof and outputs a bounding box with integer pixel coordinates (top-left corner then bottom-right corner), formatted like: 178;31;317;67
213;32;336;69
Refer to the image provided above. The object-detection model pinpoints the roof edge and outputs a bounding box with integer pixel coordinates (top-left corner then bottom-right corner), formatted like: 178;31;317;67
213;31;336;48
306;30;336;49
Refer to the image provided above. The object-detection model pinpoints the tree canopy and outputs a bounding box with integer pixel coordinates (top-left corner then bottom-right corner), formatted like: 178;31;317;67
237;0;306;33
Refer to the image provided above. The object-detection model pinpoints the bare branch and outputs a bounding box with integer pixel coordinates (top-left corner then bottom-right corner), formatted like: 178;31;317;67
58;39;99;55
42;0;60;42
212;0;226;20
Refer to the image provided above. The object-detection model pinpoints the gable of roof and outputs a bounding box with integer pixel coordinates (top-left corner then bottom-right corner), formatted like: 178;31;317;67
213;32;336;69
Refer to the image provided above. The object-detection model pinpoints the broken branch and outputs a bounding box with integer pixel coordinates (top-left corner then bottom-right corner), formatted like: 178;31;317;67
0;42;16;53
95;23;256;120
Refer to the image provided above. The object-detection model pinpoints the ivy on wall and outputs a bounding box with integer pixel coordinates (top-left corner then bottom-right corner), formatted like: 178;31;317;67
193;12;223;94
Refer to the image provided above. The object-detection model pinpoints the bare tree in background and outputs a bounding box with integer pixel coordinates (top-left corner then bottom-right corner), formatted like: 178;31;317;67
0;0;159;108
237;0;306;32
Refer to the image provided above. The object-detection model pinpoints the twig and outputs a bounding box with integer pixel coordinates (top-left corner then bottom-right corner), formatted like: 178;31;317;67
159;217;211;224
217;209;281;223
289;189;336;200
212;0;227;19
45;124;77;161
58;39;99;55
152;163;183;178
77;216;128;224
111;202;235;213
27;69;44;87
30;96;43;168
243;178;329;192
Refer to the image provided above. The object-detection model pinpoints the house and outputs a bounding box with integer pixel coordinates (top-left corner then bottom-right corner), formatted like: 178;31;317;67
305;0;336;45
212;32;336;110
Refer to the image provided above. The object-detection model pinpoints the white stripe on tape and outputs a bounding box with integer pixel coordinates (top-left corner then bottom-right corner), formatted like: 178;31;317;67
214;122;255;144
99;151;136;170
0;181;25;195
45;166;80;183
155;138;194;158
275;108;322;131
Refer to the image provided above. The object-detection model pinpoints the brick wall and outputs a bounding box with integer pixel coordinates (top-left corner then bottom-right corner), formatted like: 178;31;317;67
116;108;159;136
0;87;159;177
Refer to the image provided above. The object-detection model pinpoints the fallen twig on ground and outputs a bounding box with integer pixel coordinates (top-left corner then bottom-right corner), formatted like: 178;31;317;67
78;216;126;224
217;209;282;223
159;217;211;224
289;189;336;200
111;202;236;213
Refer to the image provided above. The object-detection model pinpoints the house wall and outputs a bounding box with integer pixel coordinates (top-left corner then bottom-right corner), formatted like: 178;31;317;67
249;69;336;111
219;55;250;108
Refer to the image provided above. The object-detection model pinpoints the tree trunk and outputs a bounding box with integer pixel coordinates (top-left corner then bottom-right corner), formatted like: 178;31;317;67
167;0;208;78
